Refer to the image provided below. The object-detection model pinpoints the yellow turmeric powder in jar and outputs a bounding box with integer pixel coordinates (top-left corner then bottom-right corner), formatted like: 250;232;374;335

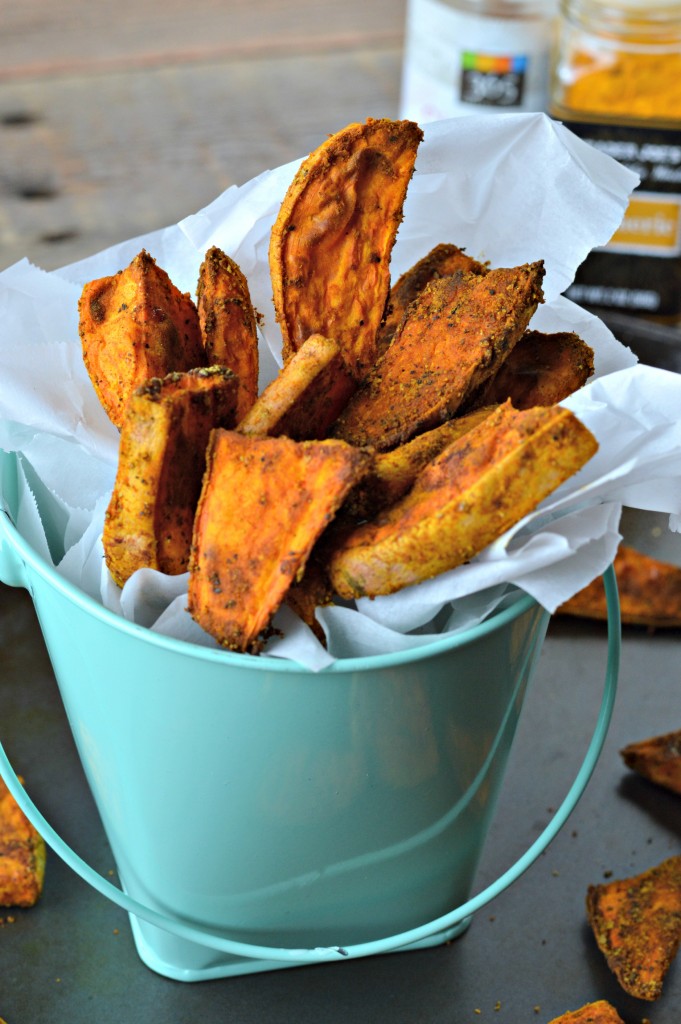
550;0;681;325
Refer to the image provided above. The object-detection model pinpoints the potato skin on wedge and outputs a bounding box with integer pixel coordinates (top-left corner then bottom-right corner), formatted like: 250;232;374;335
103;366;239;587
328;402;597;599
269;117;423;381
188;431;371;652
79;249;205;428
197;246;259;422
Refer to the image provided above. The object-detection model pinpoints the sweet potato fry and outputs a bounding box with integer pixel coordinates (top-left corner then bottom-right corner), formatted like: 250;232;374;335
376;243;489;355
188;430;371;652
621;730;681;795
328;401;597;599
331;261;545;451
269;117;423;380
0;776;46;908
547;1002;624;1024
345;406;495;520
467;330;595;410
79;249;205;428
104;366;239;587
558;544;681;628
236;333;355;440
197;246;259;421
586;854;681;1001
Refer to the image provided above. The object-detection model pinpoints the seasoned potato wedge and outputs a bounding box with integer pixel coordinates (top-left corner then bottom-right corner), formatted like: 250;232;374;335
376;242;488;355
0;776;46;908
559;544;681;627
467;329;595;410
587;854;681;1001
328;402;597;599
188;431;371;652
269;117;423;380
345;406;495;520
331;262;545;451
103;366;239;587
79;249;205;428
621;730;681;795
197;246;259;421
237;333;355;440
547;1002;624;1024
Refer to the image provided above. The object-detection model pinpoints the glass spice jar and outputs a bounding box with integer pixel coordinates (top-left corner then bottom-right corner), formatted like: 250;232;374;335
400;0;558;123
550;0;681;325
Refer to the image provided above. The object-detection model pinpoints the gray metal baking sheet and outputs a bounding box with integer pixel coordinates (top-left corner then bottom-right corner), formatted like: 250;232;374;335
1;583;680;1023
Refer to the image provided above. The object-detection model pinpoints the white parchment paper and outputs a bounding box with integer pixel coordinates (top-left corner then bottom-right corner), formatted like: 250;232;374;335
2;112;681;669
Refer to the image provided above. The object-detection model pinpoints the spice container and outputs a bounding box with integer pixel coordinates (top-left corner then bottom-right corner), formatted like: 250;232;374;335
550;0;681;325
400;0;558;123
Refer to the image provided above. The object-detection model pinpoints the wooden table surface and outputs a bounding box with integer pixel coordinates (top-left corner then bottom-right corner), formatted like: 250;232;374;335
0;0;405;272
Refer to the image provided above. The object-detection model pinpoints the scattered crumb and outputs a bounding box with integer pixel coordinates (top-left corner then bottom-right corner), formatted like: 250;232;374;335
494;1001;502;1011
533;1007;541;1014
603;869;612;878
113;927;119;936
552;869;560;877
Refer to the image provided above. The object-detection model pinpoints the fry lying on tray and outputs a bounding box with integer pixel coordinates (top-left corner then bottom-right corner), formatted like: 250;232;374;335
547;1002;624;1024
586;854;681;1001
621;729;681;795
0;776;45;908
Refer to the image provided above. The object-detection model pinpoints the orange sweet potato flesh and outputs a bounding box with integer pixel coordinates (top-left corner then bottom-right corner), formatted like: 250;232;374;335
331;261;545;452
0;776;46;908
236;333;355;440
467;329;595;410
621;730;681;795
269;117;423;381
197;246;259;422
345;406;495;520
547;1002;624;1024
79;249;205;428
376;242;489;356
586;854;681;1001
559;544;681;628
329;401;597;599
188;430;371;652
104;366;239;587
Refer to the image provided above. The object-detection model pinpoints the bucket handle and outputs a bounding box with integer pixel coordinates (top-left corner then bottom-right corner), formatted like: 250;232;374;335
0;567;620;966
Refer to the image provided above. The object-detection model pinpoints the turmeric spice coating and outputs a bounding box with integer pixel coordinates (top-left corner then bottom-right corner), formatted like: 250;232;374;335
547;1002;624;1024
331;261;545;451
560;49;681;123
103;366;239;587
559;543;681;628
586;854;681;1001
197;246;260;422
621;729;681;796
328;401;597;599
236;334;355;440
466;330;594;411
188;430;372;652
79;249;205;428
0;776;46;908
269;117;423;380
376;242;489;356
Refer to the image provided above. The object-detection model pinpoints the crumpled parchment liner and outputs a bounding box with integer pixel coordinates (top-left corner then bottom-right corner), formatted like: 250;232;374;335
2;112;681;670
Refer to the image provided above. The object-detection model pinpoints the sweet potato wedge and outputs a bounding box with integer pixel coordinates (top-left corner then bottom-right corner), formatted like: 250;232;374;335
547;1002;624;1024
586;854;681;1001
345;406;495;520
0;776;46;908
188;430;371;652
197;246;259;421
328;401;597;599
558;544;681;628
331;261;545;451
376;242;489;355
104;366;239;587
621;730;681;795
236;333;355;440
269;117;423;380
79;249;205;428
467;330;595;410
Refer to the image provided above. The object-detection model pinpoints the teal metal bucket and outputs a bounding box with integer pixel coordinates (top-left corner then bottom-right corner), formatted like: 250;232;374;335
0;451;620;982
